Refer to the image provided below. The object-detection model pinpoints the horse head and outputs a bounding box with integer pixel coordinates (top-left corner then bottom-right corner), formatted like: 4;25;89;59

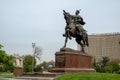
63;10;72;25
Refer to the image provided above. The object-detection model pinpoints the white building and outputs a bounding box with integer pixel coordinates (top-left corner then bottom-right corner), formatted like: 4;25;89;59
78;32;120;62
13;54;24;67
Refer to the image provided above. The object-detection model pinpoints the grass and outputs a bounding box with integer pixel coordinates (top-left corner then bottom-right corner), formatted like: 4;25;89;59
54;73;120;80
0;72;14;78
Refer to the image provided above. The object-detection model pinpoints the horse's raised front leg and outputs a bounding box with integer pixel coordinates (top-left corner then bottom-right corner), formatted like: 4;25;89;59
63;37;68;48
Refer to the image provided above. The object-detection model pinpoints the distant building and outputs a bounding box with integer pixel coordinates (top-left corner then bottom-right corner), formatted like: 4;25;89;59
13;54;24;67
78;32;120;62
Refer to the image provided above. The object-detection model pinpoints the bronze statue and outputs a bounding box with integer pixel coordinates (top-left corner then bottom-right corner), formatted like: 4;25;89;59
62;10;89;52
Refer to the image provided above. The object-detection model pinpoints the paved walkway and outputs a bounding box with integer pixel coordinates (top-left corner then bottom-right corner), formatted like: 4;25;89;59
16;76;55;80
0;76;55;80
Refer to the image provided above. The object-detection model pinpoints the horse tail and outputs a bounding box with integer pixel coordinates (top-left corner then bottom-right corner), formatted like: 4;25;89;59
85;33;89;47
82;31;89;47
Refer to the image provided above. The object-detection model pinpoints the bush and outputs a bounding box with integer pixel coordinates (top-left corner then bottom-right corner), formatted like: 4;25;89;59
104;66;113;73
109;61;120;73
94;57;120;73
34;65;42;72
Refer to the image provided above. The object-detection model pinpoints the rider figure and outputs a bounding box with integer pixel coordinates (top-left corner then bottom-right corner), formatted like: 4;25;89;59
74;10;86;36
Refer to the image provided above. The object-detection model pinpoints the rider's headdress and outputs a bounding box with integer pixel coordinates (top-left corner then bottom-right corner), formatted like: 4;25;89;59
76;9;81;14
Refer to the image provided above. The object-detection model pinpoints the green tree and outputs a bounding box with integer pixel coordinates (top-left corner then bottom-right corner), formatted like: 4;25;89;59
23;55;36;72
101;57;110;67
0;44;7;72
41;61;48;70
0;44;3;49
5;55;14;72
0;44;14;72
0;50;7;63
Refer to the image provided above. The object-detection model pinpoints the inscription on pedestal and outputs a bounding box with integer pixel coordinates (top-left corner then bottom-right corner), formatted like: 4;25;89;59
56;55;65;68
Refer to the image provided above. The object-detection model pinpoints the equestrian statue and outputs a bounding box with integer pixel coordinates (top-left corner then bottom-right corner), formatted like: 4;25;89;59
62;10;89;52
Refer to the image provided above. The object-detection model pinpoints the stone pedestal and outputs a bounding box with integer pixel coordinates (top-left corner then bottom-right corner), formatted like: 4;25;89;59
13;67;23;76
52;48;95;73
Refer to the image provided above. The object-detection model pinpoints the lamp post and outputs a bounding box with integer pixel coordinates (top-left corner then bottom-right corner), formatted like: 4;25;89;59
32;43;35;73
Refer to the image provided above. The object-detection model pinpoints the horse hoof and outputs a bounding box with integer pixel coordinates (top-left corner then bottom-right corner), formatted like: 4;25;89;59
63;34;66;37
69;37;72;40
81;50;85;53
62;46;65;49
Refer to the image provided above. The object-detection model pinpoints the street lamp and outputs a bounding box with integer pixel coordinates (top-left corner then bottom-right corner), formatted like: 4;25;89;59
32;43;35;73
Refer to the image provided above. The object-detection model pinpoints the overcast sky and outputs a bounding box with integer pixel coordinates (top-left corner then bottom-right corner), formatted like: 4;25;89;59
0;0;120;63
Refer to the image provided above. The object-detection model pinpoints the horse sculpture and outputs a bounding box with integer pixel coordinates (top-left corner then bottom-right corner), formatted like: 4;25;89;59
62;10;89;52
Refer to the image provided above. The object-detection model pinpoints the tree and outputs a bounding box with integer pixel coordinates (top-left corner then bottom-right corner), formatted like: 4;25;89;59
0;50;7;63
0;44;3;49
34;46;42;60
31;43;42;72
0;44;14;72
5;55;14;72
23;55;36;72
0;44;7;72
101;56;110;67
47;60;55;71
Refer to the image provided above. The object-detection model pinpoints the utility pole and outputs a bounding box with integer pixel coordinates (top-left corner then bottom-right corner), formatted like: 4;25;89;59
32;43;35;73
